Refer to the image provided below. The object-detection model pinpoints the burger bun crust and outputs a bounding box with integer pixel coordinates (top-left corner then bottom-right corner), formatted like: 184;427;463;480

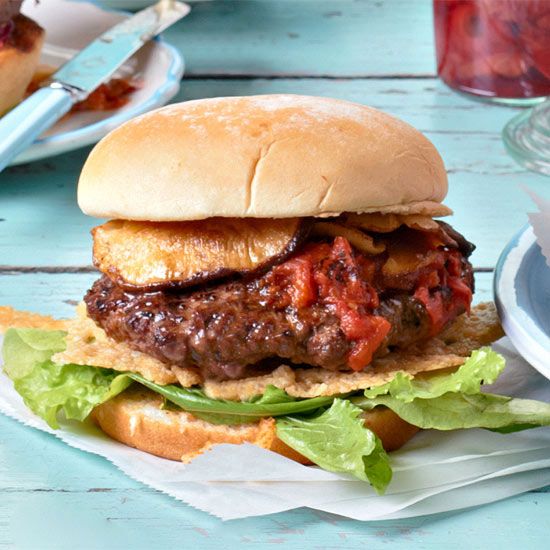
91;386;419;464
78;95;450;221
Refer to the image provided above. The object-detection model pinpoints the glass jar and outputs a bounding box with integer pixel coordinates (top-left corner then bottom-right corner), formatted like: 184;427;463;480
433;0;550;105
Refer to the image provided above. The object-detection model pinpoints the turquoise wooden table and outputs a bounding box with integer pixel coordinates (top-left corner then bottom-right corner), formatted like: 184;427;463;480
1;1;550;547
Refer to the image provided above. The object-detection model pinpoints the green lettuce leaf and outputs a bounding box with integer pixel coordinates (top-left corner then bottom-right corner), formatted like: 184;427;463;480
5;328;549;493
276;399;392;493
1;328;334;427
2;328;66;380
354;392;550;431
2;328;130;429
130;374;334;425
363;347;505;402
252;385;298;405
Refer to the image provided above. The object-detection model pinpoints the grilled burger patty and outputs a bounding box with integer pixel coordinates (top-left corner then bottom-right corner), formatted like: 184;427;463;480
85;224;474;381
86;276;436;380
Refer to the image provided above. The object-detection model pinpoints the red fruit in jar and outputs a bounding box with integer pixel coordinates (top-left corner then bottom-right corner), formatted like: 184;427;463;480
486;51;525;78
434;0;550;99
454;57;490;82
448;3;484;47
532;47;550;79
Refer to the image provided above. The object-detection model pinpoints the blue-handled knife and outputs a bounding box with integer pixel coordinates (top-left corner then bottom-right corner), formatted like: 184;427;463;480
0;0;190;172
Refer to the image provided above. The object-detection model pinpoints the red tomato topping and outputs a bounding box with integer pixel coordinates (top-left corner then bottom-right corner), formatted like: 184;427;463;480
265;232;472;372
269;256;316;309
269;237;390;371
347;316;392;371
413;250;472;335
314;237;379;311
72;79;138;112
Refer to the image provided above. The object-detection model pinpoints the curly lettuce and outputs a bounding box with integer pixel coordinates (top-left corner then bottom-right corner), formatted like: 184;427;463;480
2;328;130;428
3;327;550;495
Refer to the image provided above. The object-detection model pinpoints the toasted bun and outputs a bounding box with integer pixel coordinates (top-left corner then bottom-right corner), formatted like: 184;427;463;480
78;95;450;221
0;15;44;115
91;385;419;464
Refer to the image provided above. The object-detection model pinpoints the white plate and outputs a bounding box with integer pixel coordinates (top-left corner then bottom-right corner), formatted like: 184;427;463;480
13;0;189;165
494;225;550;380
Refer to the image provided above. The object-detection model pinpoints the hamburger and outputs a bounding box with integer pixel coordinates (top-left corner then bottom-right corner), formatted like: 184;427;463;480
3;95;550;493
0;0;44;115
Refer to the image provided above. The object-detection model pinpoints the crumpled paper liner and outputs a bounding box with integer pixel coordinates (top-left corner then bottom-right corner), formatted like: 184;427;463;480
1;337;549;520
525;187;550;268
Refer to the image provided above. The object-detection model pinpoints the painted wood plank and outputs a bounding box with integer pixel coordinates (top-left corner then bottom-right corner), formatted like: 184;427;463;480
3;479;550;549
0;147;97;267
165;0;436;77
0;271;97;318
1;79;548;269
0;271;495;318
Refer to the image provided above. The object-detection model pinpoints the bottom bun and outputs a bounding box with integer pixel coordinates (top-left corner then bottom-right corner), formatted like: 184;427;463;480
91;385;419;464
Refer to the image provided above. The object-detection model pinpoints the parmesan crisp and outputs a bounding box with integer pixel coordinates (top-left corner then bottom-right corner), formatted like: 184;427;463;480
50;302;503;400
0;306;67;333
52;303;201;386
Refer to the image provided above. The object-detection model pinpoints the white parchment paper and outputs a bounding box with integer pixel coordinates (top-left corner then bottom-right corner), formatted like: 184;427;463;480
526;188;550;267
1;336;550;520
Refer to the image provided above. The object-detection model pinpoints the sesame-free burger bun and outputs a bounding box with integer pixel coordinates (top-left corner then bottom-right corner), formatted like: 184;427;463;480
91;386;420;463
78;95;450;221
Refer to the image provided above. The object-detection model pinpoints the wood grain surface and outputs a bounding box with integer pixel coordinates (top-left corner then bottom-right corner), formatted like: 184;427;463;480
164;0;437;77
1;0;549;548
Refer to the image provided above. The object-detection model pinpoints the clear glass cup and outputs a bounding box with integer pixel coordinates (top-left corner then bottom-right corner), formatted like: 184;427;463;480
503;98;550;175
433;0;550;106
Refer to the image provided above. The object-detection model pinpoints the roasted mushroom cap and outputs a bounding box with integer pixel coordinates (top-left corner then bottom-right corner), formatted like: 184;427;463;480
92;217;309;290
344;213;440;233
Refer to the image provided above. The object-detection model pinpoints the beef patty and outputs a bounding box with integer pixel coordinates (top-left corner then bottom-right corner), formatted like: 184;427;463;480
86;275;437;380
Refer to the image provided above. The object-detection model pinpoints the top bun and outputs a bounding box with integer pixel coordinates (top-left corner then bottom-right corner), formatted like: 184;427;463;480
78;95;450;221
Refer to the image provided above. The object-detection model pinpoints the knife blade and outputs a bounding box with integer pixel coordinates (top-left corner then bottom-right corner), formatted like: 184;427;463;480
0;0;190;172
52;0;189;96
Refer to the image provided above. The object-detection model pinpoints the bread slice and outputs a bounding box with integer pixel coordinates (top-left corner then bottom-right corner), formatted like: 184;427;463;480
91;385;419;464
0;15;44;115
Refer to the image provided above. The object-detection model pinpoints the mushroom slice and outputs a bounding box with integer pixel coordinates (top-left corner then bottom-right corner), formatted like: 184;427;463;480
312;222;386;255
92;217;308;290
346;213;440;233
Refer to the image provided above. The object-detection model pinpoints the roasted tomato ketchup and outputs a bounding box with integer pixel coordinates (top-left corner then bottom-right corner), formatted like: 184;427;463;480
414;250;473;336
265;225;473;371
